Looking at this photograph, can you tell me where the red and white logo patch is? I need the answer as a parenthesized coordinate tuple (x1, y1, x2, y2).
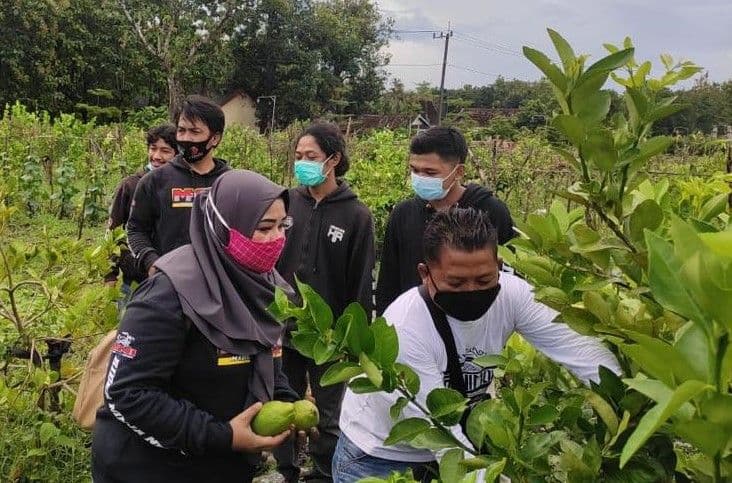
(171, 187, 208, 208)
(111, 331, 138, 359)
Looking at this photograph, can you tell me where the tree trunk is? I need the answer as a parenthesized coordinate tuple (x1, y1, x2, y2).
(167, 70, 184, 120)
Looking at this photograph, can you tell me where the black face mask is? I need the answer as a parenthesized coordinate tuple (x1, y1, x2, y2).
(429, 271, 501, 321)
(178, 137, 214, 164)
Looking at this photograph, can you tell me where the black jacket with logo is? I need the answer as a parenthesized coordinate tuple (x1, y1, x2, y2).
(276, 182, 375, 335)
(92, 272, 298, 483)
(126, 156, 230, 273)
(375, 183, 515, 315)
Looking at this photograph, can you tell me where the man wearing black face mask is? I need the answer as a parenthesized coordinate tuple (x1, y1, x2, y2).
(332, 208, 621, 482)
(127, 95, 230, 276)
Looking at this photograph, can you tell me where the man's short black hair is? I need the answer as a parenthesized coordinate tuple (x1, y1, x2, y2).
(173, 95, 225, 135)
(297, 122, 350, 176)
(146, 123, 177, 148)
(410, 126, 469, 164)
(424, 207, 498, 263)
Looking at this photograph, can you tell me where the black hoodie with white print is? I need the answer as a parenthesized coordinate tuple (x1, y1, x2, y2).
(276, 181, 376, 340)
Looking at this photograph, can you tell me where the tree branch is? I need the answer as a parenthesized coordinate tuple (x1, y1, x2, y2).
(117, 0, 161, 59)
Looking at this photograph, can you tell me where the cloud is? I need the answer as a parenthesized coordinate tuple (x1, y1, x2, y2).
(377, 0, 732, 88)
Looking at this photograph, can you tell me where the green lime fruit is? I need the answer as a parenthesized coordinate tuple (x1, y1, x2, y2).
(251, 401, 295, 436)
(293, 399, 320, 430)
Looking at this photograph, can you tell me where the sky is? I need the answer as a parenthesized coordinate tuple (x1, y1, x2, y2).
(376, 0, 732, 89)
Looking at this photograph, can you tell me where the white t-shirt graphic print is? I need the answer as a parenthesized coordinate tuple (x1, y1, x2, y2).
(339, 272, 621, 463)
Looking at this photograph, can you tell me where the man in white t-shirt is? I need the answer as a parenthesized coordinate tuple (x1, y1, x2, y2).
(332, 208, 621, 482)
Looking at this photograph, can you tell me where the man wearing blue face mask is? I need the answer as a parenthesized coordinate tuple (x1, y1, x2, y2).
(375, 127, 515, 315)
(275, 122, 376, 482)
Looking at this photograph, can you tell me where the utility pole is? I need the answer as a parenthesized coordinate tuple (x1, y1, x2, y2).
(256, 95, 277, 134)
(257, 95, 277, 179)
(434, 23, 453, 126)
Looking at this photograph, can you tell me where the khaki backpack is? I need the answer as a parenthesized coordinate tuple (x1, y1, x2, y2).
(72, 330, 117, 430)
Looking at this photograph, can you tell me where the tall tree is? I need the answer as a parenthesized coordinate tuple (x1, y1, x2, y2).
(1, 0, 165, 115)
(117, 0, 248, 115)
(228, 0, 391, 125)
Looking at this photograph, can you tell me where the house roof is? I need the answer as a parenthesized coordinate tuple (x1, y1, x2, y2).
(219, 90, 254, 106)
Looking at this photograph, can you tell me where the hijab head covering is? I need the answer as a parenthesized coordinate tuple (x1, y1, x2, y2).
(155, 169, 293, 403)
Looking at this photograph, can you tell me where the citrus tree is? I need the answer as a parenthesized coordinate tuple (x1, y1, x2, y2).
(270, 30, 731, 482)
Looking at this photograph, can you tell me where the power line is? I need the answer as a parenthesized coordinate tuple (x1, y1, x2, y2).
(393, 29, 441, 34)
(389, 63, 442, 67)
(447, 63, 499, 78)
(453, 31, 521, 54)
(451, 36, 523, 58)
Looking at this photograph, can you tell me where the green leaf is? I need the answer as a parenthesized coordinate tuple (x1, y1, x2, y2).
(582, 291, 614, 326)
(573, 90, 612, 125)
(674, 322, 712, 383)
(320, 361, 363, 386)
(552, 114, 585, 146)
(359, 352, 383, 387)
(523, 46, 568, 92)
(585, 48, 635, 74)
(345, 303, 374, 355)
(426, 388, 468, 426)
(627, 199, 663, 243)
(646, 103, 685, 124)
(410, 427, 460, 451)
(698, 193, 728, 222)
(527, 405, 560, 426)
(312, 336, 337, 365)
(473, 354, 506, 368)
(268, 286, 291, 322)
(384, 417, 431, 446)
(440, 448, 467, 483)
(620, 380, 711, 467)
(370, 317, 399, 367)
(638, 136, 673, 159)
(582, 128, 617, 171)
(620, 332, 692, 387)
(586, 391, 619, 434)
(395, 363, 421, 395)
(645, 230, 705, 323)
(39, 422, 60, 445)
(520, 431, 564, 460)
(482, 459, 507, 483)
(547, 28, 576, 74)
(674, 419, 731, 456)
(291, 331, 319, 359)
(295, 278, 333, 333)
(348, 376, 381, 394)
(660, 53, 673, 69)
(390, 396, 410, 420)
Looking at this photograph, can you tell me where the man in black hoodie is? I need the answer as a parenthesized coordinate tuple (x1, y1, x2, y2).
(375, 127, 515, 315)
(274, 123, 375, 482)
(127, 95, 230, 275)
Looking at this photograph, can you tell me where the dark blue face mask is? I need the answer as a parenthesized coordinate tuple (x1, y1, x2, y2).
(428, 270, 501, 321)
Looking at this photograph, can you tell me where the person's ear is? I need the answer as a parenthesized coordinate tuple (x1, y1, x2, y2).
(455, 163, 465, 180)
(417, 263, 429, 284)
(497, 256, 504, 271)
(210, 133, 222, 148)
(329, 152, 341, 170)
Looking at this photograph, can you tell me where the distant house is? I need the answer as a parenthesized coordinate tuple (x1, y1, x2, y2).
(219, 91, 257, 128)
(411, 114, 431, 134)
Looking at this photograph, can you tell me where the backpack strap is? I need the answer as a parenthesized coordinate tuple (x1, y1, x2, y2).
(418, 285, 467, 397)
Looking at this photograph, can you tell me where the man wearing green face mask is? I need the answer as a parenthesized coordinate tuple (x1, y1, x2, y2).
(274, 122, 376, 482)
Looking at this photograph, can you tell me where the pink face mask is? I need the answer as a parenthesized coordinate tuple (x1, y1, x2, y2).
(206, 197, 285, 273)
